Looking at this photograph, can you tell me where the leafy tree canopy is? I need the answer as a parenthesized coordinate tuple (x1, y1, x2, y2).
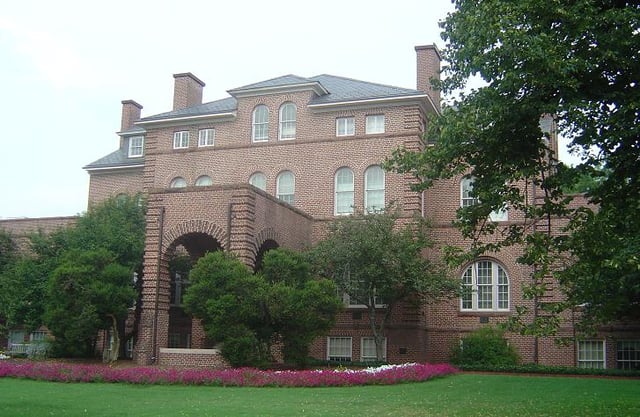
(387, 1, 640, 331)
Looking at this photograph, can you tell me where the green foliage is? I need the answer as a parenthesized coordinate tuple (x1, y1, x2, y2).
(387, 1, 640, 332)
(312, 208, 457, 361)
(450, 327, 520, 367)
(456, 362, 640, 378)
(184, 249, 341, 368)
(45, 249, 136, 357)
(0, 229, 17, 273)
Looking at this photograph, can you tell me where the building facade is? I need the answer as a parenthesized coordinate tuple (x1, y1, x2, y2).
(4, 44, 638, 369)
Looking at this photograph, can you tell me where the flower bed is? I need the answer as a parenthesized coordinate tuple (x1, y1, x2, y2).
(0, 361, 457, 387)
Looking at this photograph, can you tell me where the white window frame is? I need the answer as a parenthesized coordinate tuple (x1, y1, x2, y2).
(252, 105, 269, 142)
(327, 337, 352, 362)
(278, 102, 296, 140)
(461, 260, 509, 312)
(195, 175, 213, 186)
(128, 136, 144, 157)
(170, 177, 187, 188)
(276, 171, 295, 205)
(335, 167, 354, 215)
(361, 337, 386, 362)
(365, 165, 385, 213)
(198, 128, 215, 147)
(578, 340, 606, 369)
(173, 131, 189, 149)
(460, 176, 508, 221)
(616, 340, 640, 370)
(336, 117, 355, 137)
(365, 115, 385, 134)
(249, 172, 267, 191)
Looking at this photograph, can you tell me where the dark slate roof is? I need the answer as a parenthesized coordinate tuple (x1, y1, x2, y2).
(228, 74, 315, 92)
(119, 125, 146, 135)
(139, 96, 237, 122)
(308, 74, 423, 105)
(83, 148, 144, 170)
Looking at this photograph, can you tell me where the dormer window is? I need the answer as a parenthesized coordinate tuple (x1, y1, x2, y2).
(128, 136, 144, 157)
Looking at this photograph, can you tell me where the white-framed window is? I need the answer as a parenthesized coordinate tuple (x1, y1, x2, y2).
(198, 129, 215, 147)
(170, 177, 187, 188)
(173, 131, 189, 149)
(460, 176, 508, 221)
(578, 340, 606, 369)
(276, 171, 295, 205)
(195, 175, 213, 186)
(365, 165, 385, 213)
(249, 172, 267, 191)
(336, 117, 355, 137)
(128, 136, 144, 157)
(279, 102, 296, 140)
(365, 115, 385, 134)
(30, 331, 48, 342)
(252, 105, 269, 142)
(361, 337, 386, 362)
(335, 167, 354, 215)
(461, 260, 509, 311)
(617, 341, 640, 370)
(327, 337, 352, 362)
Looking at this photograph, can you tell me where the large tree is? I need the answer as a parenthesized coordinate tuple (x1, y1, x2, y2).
(184, 249, 341, 367)
(388, 1, 640, 332)
(312, 209, 458, 361)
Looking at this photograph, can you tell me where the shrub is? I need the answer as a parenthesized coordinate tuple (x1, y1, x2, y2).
(450, 327, 520, 366)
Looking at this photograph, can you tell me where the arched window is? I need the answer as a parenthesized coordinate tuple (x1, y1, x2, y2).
(195, 175, 213, 186)
(364, 165, 385, 213)
(335, 167, 354, 215)
(170, 177, 187, 188)
(461, 260, 509, 311)
(279, 102, 296, 140)
(252, 105, 269, 142)
(460, 176, 507, 221)
(249, 172, 267, 191)
(276, 171, 295, 205)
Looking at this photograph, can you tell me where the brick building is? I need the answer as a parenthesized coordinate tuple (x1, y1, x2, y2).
(4, 44, 638, 368)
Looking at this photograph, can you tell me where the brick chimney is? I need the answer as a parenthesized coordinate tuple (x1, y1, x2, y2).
(173, 72, 205, 110)
(415, 44, 442, 111)
(120, 100, 143, 131)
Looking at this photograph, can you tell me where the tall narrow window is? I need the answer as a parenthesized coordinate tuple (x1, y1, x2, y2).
(276, 171, 295, 204)
(279, 103, 296, 140)
(461, 260, 509, 311)
(198, 129, 215, 147)
(365, 115, 385, 134)
(249, 172, 267, 191)
(173, 131, 189, 149)
(252, 105, 269, 142)
(335, 167, 354, 215)
(365, 165, 385, 213)
(336, 117, 355, 137)
(128, 136, 144, 157)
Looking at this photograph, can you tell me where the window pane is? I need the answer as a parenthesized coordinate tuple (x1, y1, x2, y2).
(335, 168, 354, 215)
(252, 105, 269, 141)
(170, 177, 187, 188)
(460, 260, 509, 311)
(249, 172, 267, 191)
(365, 166, 385, 212)
(461, 177, 479, 207)
(198, 129, 215, 147)
(195, 175, 212, 186)
(277, 171, 295, 205)
(128, 136, 144, 157)
(328, 337, 352, 362)
(337, 117, 355, 136)
(361, 337, 385, 361)
(578, 340, 605, 369)
(173, 131, 189, 149)
(366, 115, 385, 134)
(279, 103, 296, 139)
(617, 341, 640, 370)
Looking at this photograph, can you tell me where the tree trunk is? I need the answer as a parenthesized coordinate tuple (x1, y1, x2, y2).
(106, 314, 120, 363)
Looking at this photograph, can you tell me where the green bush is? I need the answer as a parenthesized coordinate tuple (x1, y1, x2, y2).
(450, 327, 520, 366)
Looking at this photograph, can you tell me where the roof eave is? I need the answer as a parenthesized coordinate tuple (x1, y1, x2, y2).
(83, 162, 145, 173)
(135, 112, 237, 128)
(308, 94, 432, 113)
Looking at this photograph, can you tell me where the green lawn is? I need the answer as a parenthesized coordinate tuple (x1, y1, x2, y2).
(1, 373, 638, 417)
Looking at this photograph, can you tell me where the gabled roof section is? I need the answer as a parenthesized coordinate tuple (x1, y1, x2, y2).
(137, 97, 237, 124)
(83, 148, 144, 171)
(227, 74, 329, 98)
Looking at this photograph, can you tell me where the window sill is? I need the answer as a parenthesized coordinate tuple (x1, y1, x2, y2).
(458, 310, 510, 317)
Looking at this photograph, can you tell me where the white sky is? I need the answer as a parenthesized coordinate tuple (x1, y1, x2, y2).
(0, 0, 577, 219)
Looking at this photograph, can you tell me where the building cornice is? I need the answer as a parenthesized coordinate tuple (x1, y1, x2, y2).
(228, 82, 329, 98)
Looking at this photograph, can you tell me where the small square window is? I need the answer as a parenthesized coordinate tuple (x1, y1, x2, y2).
(173, 131, 189, 149)
(198, 129, 215, 147)
(336, 117, 355, 137)
(617, 341, 640, 370)
(128, 136, 144, 157)
(365, 115, 385, 134)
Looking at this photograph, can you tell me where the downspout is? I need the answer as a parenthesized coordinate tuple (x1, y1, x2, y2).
(226, 202, 234, 251)
(151, 206, 165, 364)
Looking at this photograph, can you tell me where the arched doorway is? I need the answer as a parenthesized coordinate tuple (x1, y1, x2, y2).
(253, 238, 279, 272)
(167, 232, 222, 348)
